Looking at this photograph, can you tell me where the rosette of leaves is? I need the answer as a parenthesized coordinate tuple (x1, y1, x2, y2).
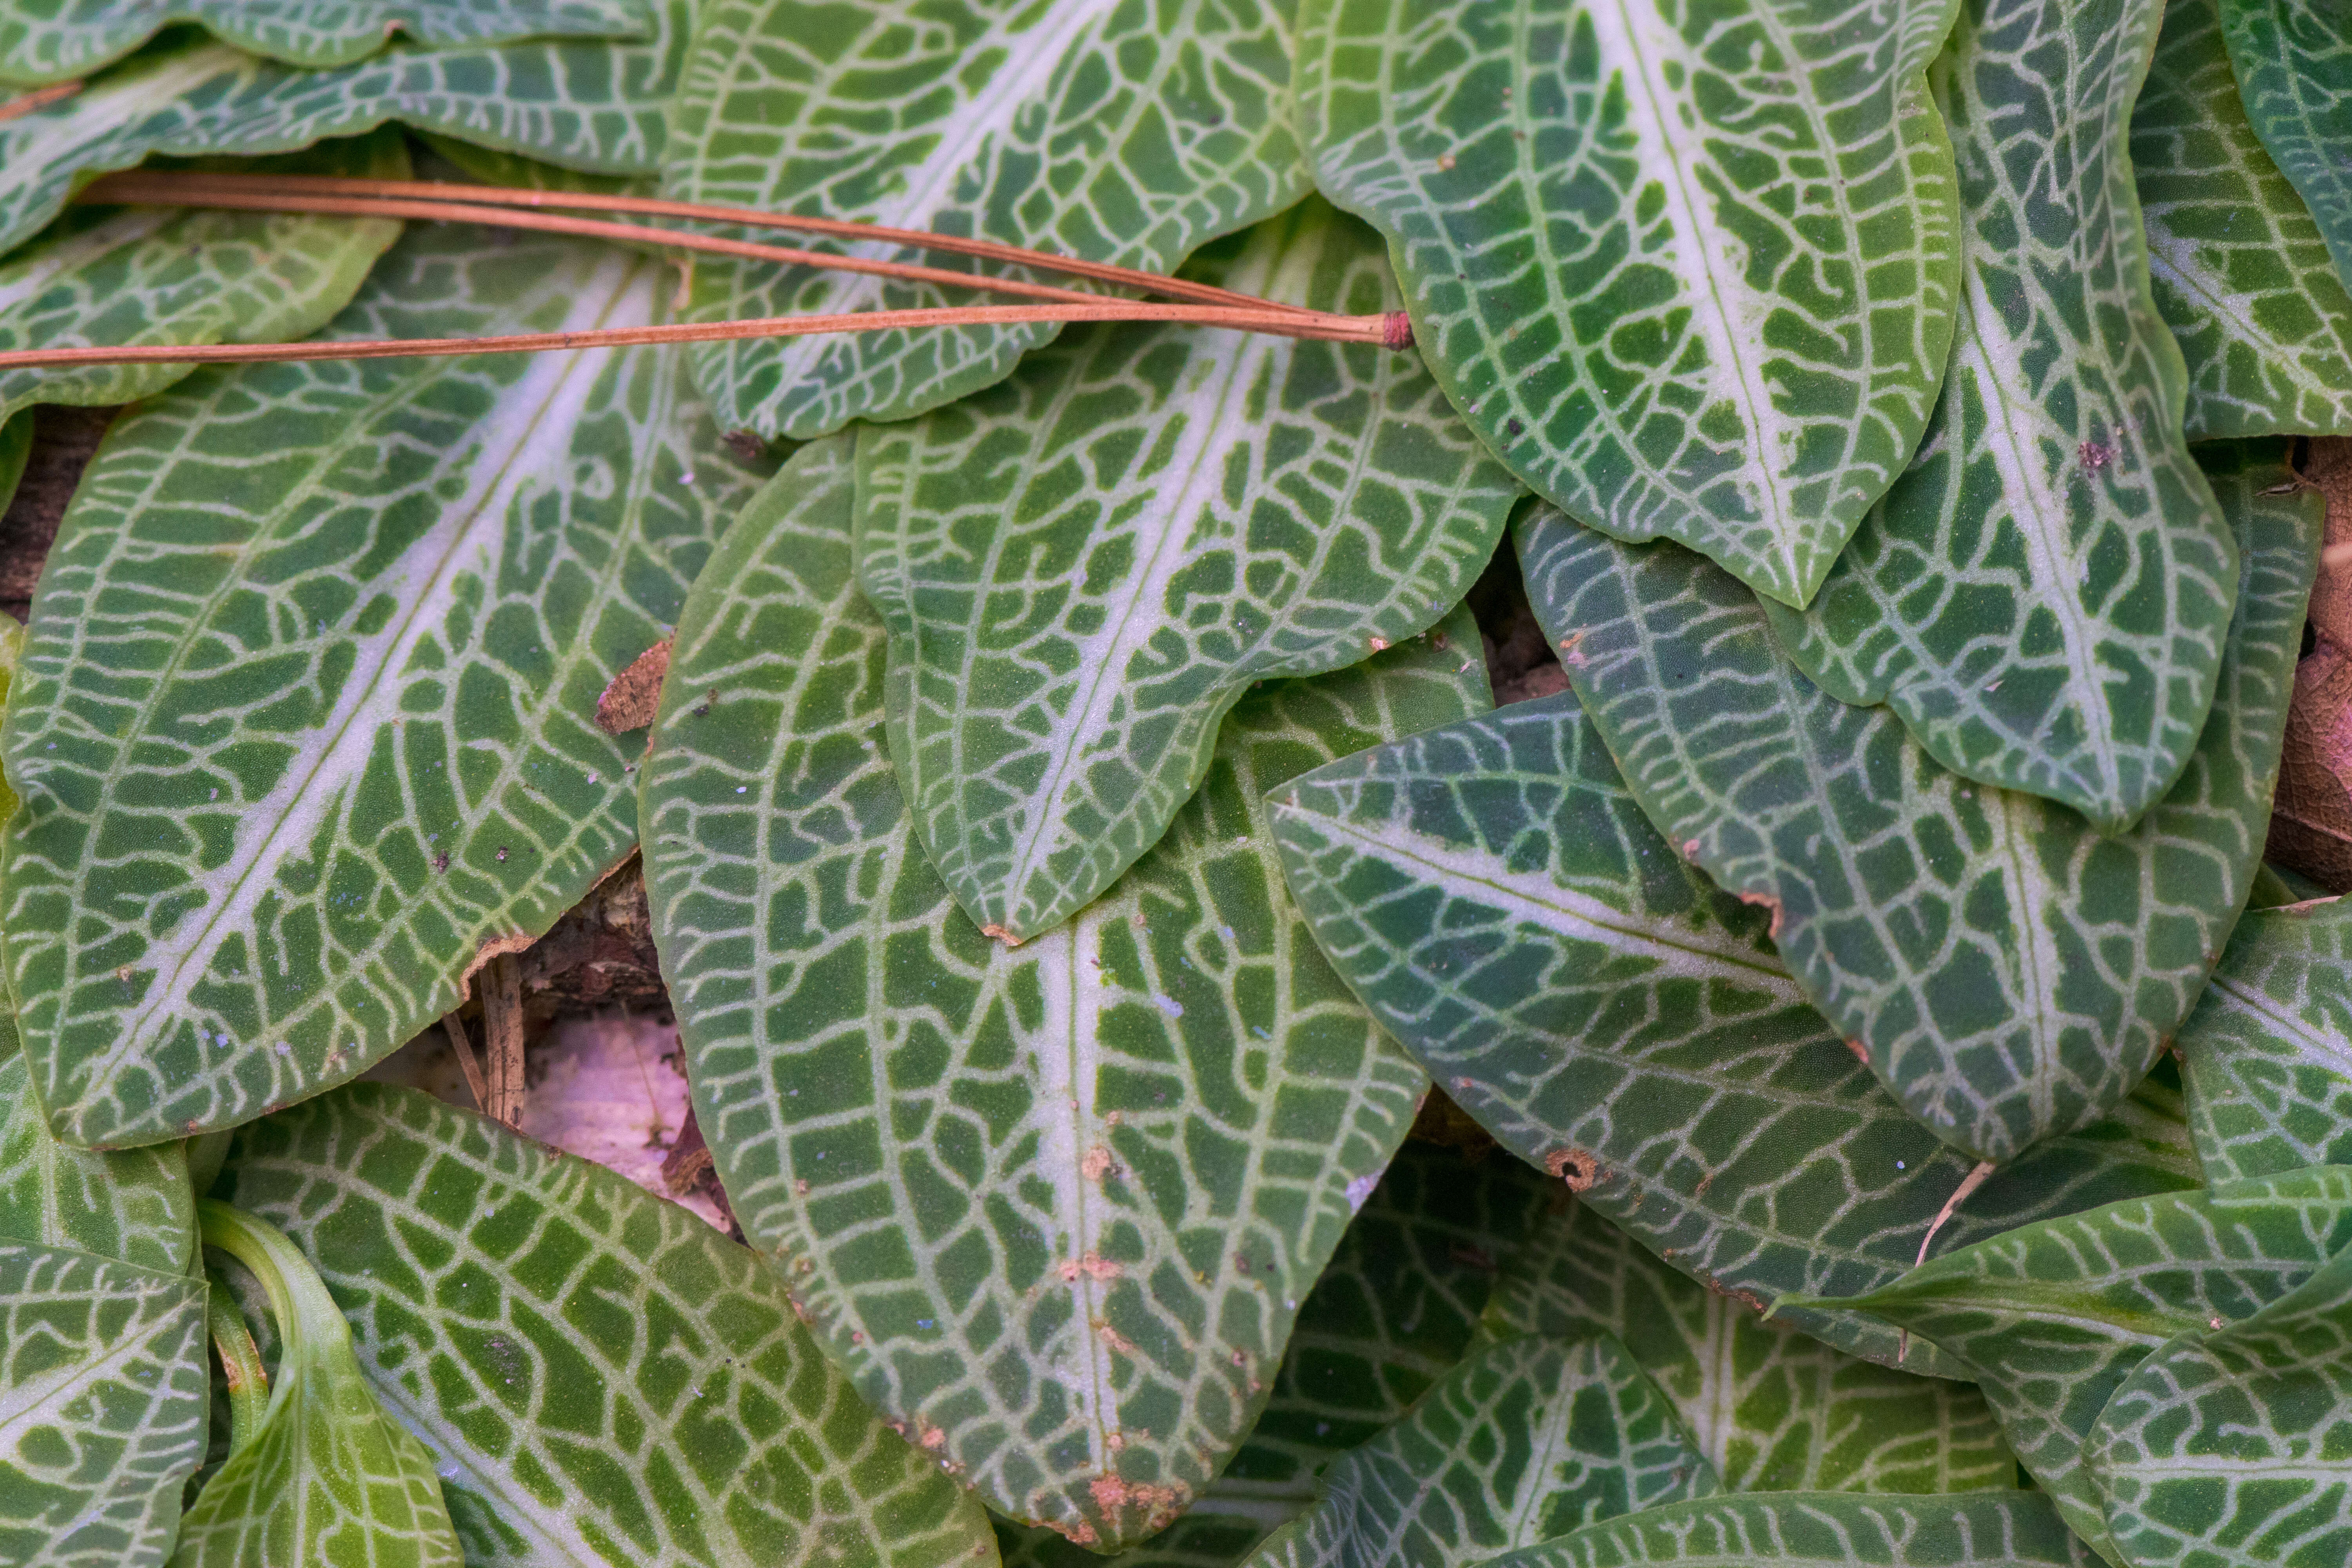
(1515, 439, 2317, 1163)
(642, 433, 1492, 1549)
(0, 224, 768, 1148)
(1296, 0, 1964, 609)
(858, 200, 1519, 941)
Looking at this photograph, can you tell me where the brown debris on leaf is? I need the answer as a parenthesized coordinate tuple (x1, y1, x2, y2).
(2267, 439, 2352, 889)
(595, 639, 672, 734)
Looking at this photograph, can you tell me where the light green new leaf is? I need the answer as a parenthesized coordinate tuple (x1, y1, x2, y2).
(2178, 896, 2352, 1184)
(1518, 439, 2319, 1164)
(643, 436, 1488, 1550)
(1242, 1334, 1717, 1568)
(1490, 1199, 2014, 1495)
(1000, 1147, 1552, 1568)
(661, 0, 1308, 440)
(1789, 1168, 2352, 1562)
(2088, 1235, 2352, 1568)
(1764, 0, 2239, 831)
(215, 1083, 1000, 1568)
(0, 0, 649, 85)
(1294, 0, 1962, 609)
(0, 225, 767, 1149)
(2136, 0, 2352, 439)
(1484, 1492, 2093, 1568)
(0, 1241, 210, 1568)
(2223, 2, 2352, 296)
(1269, 690, 2201, 1372)
(0, 132, 406, 425)
(172, 1200, 462, 1568)
(0, 1054, 191, 1273)
(857, 201, 1519, 942)
(0, 7, 690, 254)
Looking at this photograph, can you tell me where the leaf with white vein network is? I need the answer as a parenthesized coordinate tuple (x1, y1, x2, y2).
(642, 434, 1490, 1551)
(2178, 896, 2352, 1184)
(1242, 1334, 1717, 1568)
(1519, 439, 2318, 1164)
(1786, 1168, 2352, 1564)
(0, 224, 768, 1150)
(1484, 1492, 2094, 1568)
(1294, 0, 1962, 609)
(1269, 690, 2201, 1374)
(0, 6, 689, 253)
(0, 131, 405, 424)
(857, 200, 1519, 942)
(661, 0, 1308, 439)
(2137, 0, 2352, 439)
(171, 1198, 463, 1568)
(0, 1241, 210, 1568)
(1488, 1200, 2014, 1496)
(2224, 2, 2352, 294)
(1762, 0, 2238, 832)
(214, 1083, 995, 1568)
(2087, 1233, 2352, 1568)
(0, 0, 649, 84)
(996, 1143, 1551, 1568)
(0, 1054, 191, 1273)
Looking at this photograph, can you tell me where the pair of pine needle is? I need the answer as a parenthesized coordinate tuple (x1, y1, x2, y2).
(0, 168, 1411, 372)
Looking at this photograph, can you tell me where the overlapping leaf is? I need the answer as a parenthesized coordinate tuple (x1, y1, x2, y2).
(1484, 1492, 2092, 1568)
(1295, 0, 1962, 608)
(0, 225, 767, 1149)
(661, 0, 1308, 439)
(1519, 439, 2319, 1163)
(857, 201, 1518, 942)
(0, 0, 649, 85)
(2136, 0, 2352, 439)
(1790, 1169, 2352, 1561)
(643, 435, 1490, 1549)
(1270, 688, 2201, 1372)
(0, 4, 690, 254)
(0, 1055, 191, 1273)
(0, 411, 27, 518)
(2177, 896, 2352, 1183)
(213, 1082, 996, 1568)
(173, 1199, 464, 1568)
(2224, 0, 2352, 292)
(2088, 1234, 2352, 1568)
(0, 133, 406, 424)
(0, 1241, 210, 1568)
(1490, 1200, 2014, 1495)
(1764, 0, 2236, 831)
(1241, 1334, 1717, 1568)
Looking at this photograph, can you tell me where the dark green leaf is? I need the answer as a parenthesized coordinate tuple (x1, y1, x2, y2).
(1483, 1492, 2094, 1568)
(2179, 895, 2352, 1183)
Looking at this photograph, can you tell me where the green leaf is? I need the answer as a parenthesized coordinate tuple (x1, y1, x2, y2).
(2087, 1234, 2352, 1568)
(1489, 1199, 2014, 1495)
(2223, 0, 2352, 297)
(0, 132, 407, 424)
(1516, 439, 2319, 1163)
(0, 1054, 191, 1272)
(997, 1144, 1552, 1568)
(0, 1241, 211, 1568)
(1294, 0, 1963, 609)
(1268, 688, 2200, 1373)
(0, 224, 766, 1149)
(1241, 1334, 1717, 1568)
(215, 1081, 1000, 1568)
(1760, 0, 2241, 831)
(172, 1199, 463, 1568)
(856, 200, 1518, 942)
(0, 0, 650, 85)
(642, 434, 1490, 1550)
(1788, 1167, 2352, 1562)
(0, 5, 690, 253)
(661, 0, 1310, 439)
(1481, 1492, 2092, 1568)
(2178, 895, 2352, 1184)
(2136, 0, 2352, 439)
(0, 410, 29, 518)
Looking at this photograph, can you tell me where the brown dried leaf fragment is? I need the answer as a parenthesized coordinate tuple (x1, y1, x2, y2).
(596, 639, 672, 734)
(2269, 439, 2352, 888)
